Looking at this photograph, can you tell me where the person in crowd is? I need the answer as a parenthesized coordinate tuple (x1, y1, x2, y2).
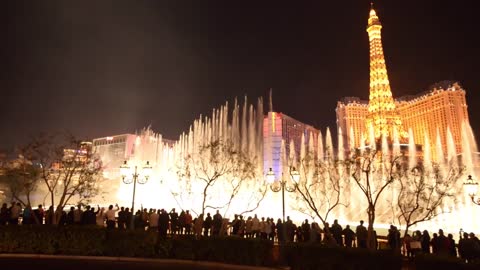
(0, 203, 8, 225)
(245, 216, 253, 238)
(66, 206, 75, 225)
(141, 208, 149, 229)
(22, 204, 32, 225)
(73, 205, 83, 225)
(212, 210, 222, 236)
(276, 219, 285, 243)
(285, 216, 295, 243)
(185, 210, 193, 234)
(251, 214, 260, 238)
(158, 209, 170, 239)
(388, 225, 400, 252)
(294, 223, 302, 242)
(323, 231, 337, 247)
(447, 233, 456, 257)
(356, 220, 368, 248)
(10, 202, 21, 225)
(421, 230, 430, 254)
(301, 219, 310, 242)
(33, 204, 44, 225)
(260, 217, 267, 239)
(45, 206, 54, 225)
(403, 233, 413, 257)
(178, 210, 186, 234)
(117, 207, 126, 229)
(203, 212, 212, 236)
(268, 218, 275, 241)
(170, 208, 179, 234)
(125, 208, 132, 229)
(342, 225, 356, 248)
(194, 213, 204, 238)
(239, 215, 247, 237)
(331, 219, 343, 246)
(231, 214, 239, 235)
(437, 229, 449, 256)
(311, 221, 322, 243)
(134, 210, 142, 229)
(105, 204, 119, 229)
(408, 231, 422, 257)
(431, 233, 439, 255)
(57, 207, 67, 226)
(149, 208, 159, 231)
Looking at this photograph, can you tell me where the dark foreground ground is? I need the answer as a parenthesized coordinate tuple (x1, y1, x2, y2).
(0, 255, 283, 270)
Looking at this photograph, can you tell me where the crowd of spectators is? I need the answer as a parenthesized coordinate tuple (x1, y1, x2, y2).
(1, 202, 479, 263)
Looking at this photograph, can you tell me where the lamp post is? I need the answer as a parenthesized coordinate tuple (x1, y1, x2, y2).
(267, 167, 300, 222)
(463, 175, 480, 205)
(120, 160, 153, 217)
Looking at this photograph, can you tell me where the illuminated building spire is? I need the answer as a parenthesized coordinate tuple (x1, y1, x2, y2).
(365, 4, 405, 140)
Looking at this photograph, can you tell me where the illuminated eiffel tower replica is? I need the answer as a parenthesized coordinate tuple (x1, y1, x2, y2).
(362, 5, 420, 156)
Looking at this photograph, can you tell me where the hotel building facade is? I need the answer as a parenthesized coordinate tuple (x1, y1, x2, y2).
(336, 7, 470, 160)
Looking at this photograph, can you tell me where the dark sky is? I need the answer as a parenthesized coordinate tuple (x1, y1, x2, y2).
(1, 1, 479, 150)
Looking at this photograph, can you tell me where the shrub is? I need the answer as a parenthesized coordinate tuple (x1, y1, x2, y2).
(414, 254, 480, 270)
(280, 243, 402, 270)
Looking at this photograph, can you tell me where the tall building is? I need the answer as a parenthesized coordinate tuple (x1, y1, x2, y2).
(364, 7, 405, 140)
(263, 111, 319, 179)
(336, 6, 471, 159)
(336, 97, 368, 150)
(93, 134, 137, 170)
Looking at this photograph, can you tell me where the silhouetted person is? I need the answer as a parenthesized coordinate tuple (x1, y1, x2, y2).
(158, 209, 169, 239)
(331, 219, 343, 246)
(343, 225, 356, 248)
(105, 204, 118, 229)
(33, 204, 44, 225)
(356, 220, 368, 248)
(285, 217, 295, 242)
(125, 208, 132, 229)
(301, 219, 310, 242)
(117, 207, 126, 229)
(203, 213, 212, 236)
(212, 210, 222, 236)
(66, 206, 75, 225)
(0, 203, 8, 225)
(421, 230, 430, 254)
(170, 208, 179, 234)
(447, 233, 456, 257)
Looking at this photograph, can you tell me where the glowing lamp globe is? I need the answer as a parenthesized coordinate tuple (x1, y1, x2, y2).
(464, 175, 479, 197)
(142, 161, 153, 180)
(120, 161, 130, 179)
(266, 168, 275, 184)
(290, 167, 300, 184)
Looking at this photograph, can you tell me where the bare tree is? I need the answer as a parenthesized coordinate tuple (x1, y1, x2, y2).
(293, 149, 347, 228)
(0, 154, 40, 209)
(22, 133, 103, 224)
(395, 163, 462, 238)
(349, 149, 399, 249)
(174, 139, 265, 217)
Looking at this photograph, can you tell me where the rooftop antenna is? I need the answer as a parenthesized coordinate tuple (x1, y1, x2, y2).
(269, 88, 273, 112)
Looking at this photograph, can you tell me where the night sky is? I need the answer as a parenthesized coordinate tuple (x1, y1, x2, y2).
(2, 1, 479, 150)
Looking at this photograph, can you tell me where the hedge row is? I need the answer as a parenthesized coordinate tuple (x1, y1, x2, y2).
(2, 226, 477, 269)
(279, 243, 402, 270)
(414, 254, 480, 270)
(0, 226, 271, 266)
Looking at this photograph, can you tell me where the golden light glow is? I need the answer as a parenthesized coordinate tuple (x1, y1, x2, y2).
(365, 7, 406, 140)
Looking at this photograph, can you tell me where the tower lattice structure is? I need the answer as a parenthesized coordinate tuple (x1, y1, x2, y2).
(365, 6, 406, 141)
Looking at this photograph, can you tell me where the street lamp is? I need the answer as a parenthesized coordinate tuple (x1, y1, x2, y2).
(120, 160, 153, 215)
(268, 167, 299, 222)
(463, 175, 480, 205)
